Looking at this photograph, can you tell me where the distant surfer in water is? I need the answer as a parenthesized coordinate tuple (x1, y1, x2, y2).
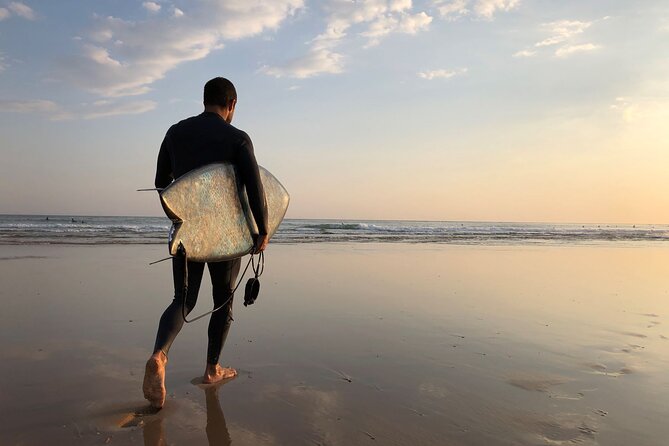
(143, 77, 269, 409)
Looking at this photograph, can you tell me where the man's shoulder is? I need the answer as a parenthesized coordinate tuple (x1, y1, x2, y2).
(227, 123, 251, 143)
(169, 114, 201, 132)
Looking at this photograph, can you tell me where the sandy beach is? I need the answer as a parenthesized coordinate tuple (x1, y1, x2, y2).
(1, 242, 668, 445)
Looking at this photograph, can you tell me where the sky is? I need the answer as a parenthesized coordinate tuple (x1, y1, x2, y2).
(0, 0, 667, 223)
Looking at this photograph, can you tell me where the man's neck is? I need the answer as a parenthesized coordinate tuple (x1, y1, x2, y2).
(203, 105, 227, 121)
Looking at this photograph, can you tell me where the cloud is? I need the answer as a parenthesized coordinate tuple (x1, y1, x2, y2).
(434, 0, 469, 21)
(555, 43, 599, 57)
(261, 48, 344, 78)
(535, 20, 591, 47)
(264, 0, 432, 78)
(474, 0, 519, 20)
(659, 18, 669, 33)
(0, 52, 6, 72)
(513, 49, 535, 58)
(418, 67, 468, 80)
(0, 7, 9, 20)
(142, 2, 161, 13)
(80, 99, 156, 119)
(83, 44, 122, 67)
(8, 2, 35, 20)
(58, 0, 304, 97)
(0, 99, 58, 113)
(0, 97, 156, 120)
(610, 96, 669, 125)
(433, 0, 519, 20)
(515, 19, 602, 59)
(362, 11, 432, 47)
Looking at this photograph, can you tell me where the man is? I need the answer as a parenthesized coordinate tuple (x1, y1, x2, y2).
(143, 77, 269, 409)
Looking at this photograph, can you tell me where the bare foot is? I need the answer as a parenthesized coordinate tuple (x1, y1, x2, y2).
(143, 351, 167, 409)
(203, 364, 237, 384)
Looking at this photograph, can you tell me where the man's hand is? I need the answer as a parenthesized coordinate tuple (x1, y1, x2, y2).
(252, 234, 269, 253)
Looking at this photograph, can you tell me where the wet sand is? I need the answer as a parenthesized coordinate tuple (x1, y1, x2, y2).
(1, 243, 668, 445)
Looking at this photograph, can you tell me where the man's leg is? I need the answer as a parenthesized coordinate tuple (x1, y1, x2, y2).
(203, 258, 241, 384)
(143, 258, 206, 408)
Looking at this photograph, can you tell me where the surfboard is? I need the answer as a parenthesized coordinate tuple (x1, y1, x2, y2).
(159, 163, 289, 262)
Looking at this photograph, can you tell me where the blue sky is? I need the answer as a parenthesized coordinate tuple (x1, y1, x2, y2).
(1, 1, 668, 222)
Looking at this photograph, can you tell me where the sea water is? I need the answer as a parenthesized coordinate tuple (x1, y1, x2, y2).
(0, 214, 668, 246)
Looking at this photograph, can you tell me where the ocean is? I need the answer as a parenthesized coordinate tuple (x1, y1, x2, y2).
(1, 214, 668, 246)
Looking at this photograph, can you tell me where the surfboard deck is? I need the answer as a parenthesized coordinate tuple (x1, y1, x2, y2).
(159, 163, 289, 262)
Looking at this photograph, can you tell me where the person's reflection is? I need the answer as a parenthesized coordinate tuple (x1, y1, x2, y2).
(142, 386, 231, 446)
(205, 386, 231, 445)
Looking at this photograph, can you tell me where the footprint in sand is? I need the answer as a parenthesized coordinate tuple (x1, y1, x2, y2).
(515, 413, 599, 446)
(584, 362, 634, 377)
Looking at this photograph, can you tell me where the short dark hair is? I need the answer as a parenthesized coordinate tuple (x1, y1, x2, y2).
(203, 77, 237, 107)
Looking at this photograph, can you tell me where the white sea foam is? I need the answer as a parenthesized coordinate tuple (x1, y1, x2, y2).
(0, 215, 667, 245)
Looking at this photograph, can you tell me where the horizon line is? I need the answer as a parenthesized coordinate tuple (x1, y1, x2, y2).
(1, 213, 667, 227)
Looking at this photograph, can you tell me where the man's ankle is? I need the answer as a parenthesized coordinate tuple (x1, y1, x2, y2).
(152, 350, 167, 363)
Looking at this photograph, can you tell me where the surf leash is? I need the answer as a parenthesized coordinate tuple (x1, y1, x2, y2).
(177, 243, 264, 324)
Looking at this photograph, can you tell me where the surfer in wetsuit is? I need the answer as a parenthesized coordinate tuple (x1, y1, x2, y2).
(143, 77, 269, 409)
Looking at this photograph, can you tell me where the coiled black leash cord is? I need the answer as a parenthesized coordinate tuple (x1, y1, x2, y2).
(178, 243, 264, 324)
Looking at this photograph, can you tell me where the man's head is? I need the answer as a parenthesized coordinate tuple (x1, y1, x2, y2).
(203, 77, 237, 123)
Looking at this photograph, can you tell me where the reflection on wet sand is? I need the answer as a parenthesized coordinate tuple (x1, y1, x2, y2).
(142, 387, 231, 446)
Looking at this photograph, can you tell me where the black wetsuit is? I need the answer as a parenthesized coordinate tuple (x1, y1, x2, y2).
(152, 111, 268, 365)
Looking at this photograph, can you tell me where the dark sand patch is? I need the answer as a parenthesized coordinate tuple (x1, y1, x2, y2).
(507, 374, 569, 392)
(621, 331, 648, 338)
(0, 255, 49, 261)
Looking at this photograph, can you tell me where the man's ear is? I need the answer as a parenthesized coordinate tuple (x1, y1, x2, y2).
(229, 99, 237, 111)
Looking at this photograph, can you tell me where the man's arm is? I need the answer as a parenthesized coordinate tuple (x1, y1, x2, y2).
(155, 131, 174, 189)
(237, 132, 269, 251)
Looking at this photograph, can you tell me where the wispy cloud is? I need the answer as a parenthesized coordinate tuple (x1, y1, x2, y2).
(433, 0, 519, 21)
(264, 0, 433, 78)
(434, 0, 469, 21)
(513, 49, 535, 58)
(261, 48, 344, 78)
(58, 0, 304, 97)
(514, 18, 603, 59)
(535, 20, 591, 47)
(610, 96, 669, 124)
(555, 43, 600, 58)
(0, 2, 38, 83)
(8, 1, 35, 20)
(80, 100, 157, 119)
(659, 18, 669, 33)
(0, 2, 35, 21)
(142, 2, 161, 13)
(0, 99, 58, 113)
(362, 11, 432, 47)
(0, 98, 156, 120)
(474, 0, 519, 20)
(418, 67, 468, 80)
